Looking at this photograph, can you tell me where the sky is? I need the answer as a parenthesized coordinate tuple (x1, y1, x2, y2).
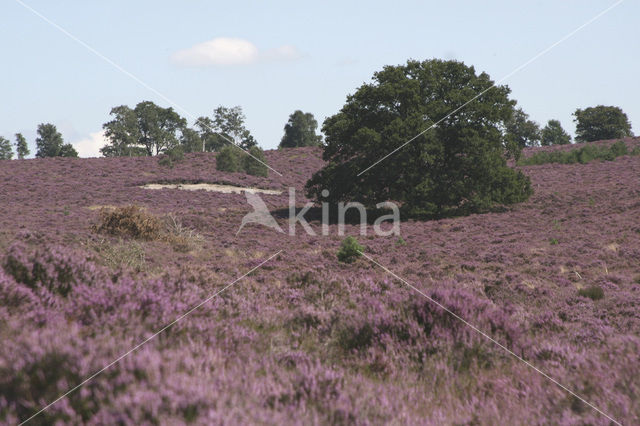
(1, 0, 638, 157)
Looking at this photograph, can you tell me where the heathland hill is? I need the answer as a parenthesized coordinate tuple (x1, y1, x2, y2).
(1, 138, 639, 424)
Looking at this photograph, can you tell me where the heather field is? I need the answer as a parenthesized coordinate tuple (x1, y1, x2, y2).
(1, 138, 640, 425)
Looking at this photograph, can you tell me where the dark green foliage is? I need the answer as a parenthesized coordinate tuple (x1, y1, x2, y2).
(541, 120, 571, 146)
(195, 116, 226, 152)
(243, 146, 269, 177)
(212, 106, 257, 150)
(35, 123, 63, 158)
(34, 123, 77, 158)
(14, 133, 30, 159)
(158, 146, 184, 168)
(578, 285, 604, 301)
(337, 236, 364, 263)
(518, 141, 635, 166)
(306, 59, 532, 219)
(101, 101, 187, 156)
(0, 137, 13, 160)
(505, 108, 541, 149)
(179, 128, 202, 153)
(573, 105, 633, 142)
(279, 110, 323, 148)
(59, 144, 79, 158)
(216, 145, 243, 172)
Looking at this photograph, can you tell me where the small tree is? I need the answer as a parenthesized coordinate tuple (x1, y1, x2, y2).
(59, 143, 79, 158)
(14, 133, 30, 159)
(212, 106, 258, 150)
(0, 137, 13, 160)
(216, 145, 242, 172)
(35, 123, 64, 158)
(279, 110, 323, 148)
(574, 105, 633, 142)
(541, 119, 571, 146)
(243, 146, 269, 177)
(505, 108, 541, 149)
(337, 236, 364, 263)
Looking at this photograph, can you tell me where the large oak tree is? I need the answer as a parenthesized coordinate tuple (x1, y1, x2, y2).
(305, 59, 532, 218)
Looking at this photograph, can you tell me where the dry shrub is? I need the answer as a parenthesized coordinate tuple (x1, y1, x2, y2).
(163, 214, 204, 252)
(92, 206, 203, 252)
(93, 205, 164, 241)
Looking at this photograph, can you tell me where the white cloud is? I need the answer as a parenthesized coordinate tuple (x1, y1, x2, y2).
(171, 37, 300, 66)
(72, 131, 108, 158)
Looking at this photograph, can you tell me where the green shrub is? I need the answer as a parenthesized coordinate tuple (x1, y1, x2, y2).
(519, 141, 632, 166)
(549, 238, 559, 245)
(337, 236, 364, 263)
(216, 145, 242, 172)
(243, 146, 269, 177)
(578, 285, 604, 300)
(158, 146, 184, 168)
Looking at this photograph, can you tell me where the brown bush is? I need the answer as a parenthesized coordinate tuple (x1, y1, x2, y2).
(93, 205, 164, 240)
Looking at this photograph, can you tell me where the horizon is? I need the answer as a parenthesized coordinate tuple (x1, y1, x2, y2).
(1, 0, 638, 157)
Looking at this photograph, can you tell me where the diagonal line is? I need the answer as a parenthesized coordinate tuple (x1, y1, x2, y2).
(13, 0, 282, 176)
(19, 250, 282, 425)
(357, 0, 625, 176)
(360, 252, 621, 425)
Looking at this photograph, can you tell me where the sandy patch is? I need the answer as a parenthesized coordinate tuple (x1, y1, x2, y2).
(140, 183, 282, 195)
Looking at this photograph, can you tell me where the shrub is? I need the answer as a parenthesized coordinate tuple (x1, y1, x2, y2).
(578, 285, 604, 300)
(519, 141, 632, 166)
(337, 236, 364, 263)
(158, 146, 184, 168)
(243, 146, 269, 177)
(93, 205, 164, 240)
(216, 145, 242, 172)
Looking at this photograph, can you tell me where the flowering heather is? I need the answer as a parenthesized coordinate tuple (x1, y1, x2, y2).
(0, 140, 640, 424)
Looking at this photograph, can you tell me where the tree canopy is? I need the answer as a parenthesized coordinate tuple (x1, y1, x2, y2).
(573, 105, 633, 142)
(14, 133, 30, 159)
(541, 119, 571, 146)
(505, 108, 541, 150)
(209, 106, 257, 151)
(35, 123, 77, 158)
(279, 110, 323, 148)
(0, 137, 13, 160)
(101, 101, 187, 157)
(305, 59, 532, 218)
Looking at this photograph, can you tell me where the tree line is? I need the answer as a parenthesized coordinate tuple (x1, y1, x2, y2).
(0, 105, 324, 161)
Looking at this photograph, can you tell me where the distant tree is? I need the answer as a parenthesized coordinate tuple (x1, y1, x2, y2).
(59, 143, 79, 158)
(306, 59, 532, 218)
(35, 123, 76, 157)
(243, 146, 269, 177)
(195, 116, 226, 152)
(0, 137, 13, 160)
(179, 127, 202, 153)
(211, 106, 258, 150)
(101, 105, 142, 157)
(541, 120, 571, 146)
(101, 101, 187, 156)
(279, 110, 323, 148)
(505, 108, 541, 150)
(216, 145, 242, 172)
(573, 105, 633, 142)
(14, 133, 30, 159)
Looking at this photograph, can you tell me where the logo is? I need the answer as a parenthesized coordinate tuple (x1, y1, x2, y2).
(237, 188, 400, 236)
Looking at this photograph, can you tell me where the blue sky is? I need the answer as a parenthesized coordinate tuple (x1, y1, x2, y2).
(1, 0, 638, 157)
